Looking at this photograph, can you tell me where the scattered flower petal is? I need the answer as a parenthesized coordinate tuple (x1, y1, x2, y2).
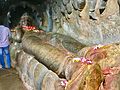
(72, 57, 81, 62)
(60, 79, 68, 87)
(80, 57, 87, 62)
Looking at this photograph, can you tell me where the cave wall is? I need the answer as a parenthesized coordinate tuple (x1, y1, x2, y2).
(50, 0, 120, 45)
(0, 0, 47, 29)
(6, 0, 120, 89)
(1, 0, 120, 45)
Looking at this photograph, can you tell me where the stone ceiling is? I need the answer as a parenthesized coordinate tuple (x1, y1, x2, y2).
(0, 0, 46, 16)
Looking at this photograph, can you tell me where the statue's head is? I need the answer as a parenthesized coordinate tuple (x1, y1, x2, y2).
(19, 12, 33, 27)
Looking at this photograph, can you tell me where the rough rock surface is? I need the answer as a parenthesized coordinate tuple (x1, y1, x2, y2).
(16, 50, 65, 90)
(7, 0, 120, 90)
(51, 0, 120, 45)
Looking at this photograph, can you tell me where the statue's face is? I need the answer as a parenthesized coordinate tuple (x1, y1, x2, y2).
(19, 16, 37, 31)
(20, 16, 32, 26)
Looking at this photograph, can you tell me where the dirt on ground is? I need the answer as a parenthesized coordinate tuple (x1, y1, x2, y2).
(0, 68, 27, 90)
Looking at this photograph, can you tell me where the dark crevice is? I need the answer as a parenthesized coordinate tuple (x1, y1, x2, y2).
(89, 15, 97, 20)
(99, 8, 105, 14)
(9, 5, 34, 28)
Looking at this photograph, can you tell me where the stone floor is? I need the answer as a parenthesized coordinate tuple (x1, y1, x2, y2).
(0, 68, 27, 90)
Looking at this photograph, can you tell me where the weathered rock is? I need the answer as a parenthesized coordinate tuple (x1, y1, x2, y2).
(23, 31, 86, 53)
(49, 0, 120, 46)
(65, 63, 102, 90)
(66, 2, 72, 14)
(76, 43, 120, 90)
(77, 0, 86, 11)
(98, 44, 120, 69)
(41, 71, 61, 90)
(17, 37, 120, 90)
(100, 0, 107, 9)
(62, 0, 70, 6)
(54, 79, 66, 90)
(80, 0, 89, 20)
(3, 0, 120, 47)
(72, 0, 78, 10)
(8, 0, 120, 89)
(99, 67, 120, 90)
(21, 34, 104, 90)
(16, 51, 37, 90)
(88, 0, 96, 11)
(10, 42, 22, 68)
(77, 43, 120, 69)
(22, 35, 76, 73)
(22, 32, 88, 80)
(118, 0, 120, 5)
(71, 0, 85, 11)
(101, 0, 119, 19)
(12, 26, 24, 43)
(60, 4, 66, 15)
(33, 63, 49, 90)
(16, 50, 64, 90)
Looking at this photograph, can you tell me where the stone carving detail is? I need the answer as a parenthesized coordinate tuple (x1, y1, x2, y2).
(51, 0, 120, 45)
(62, 0, 70, 5)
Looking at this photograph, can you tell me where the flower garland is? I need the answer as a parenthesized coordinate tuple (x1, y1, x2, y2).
(60, 79, 68, 87)
(22, 26, 36, 31)
(72, 44, 106, 64)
